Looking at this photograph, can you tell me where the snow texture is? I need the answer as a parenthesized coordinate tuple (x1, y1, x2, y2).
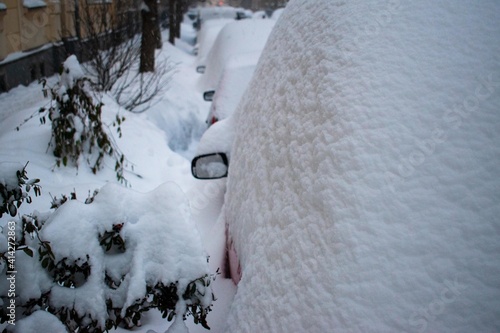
(196, 116, 236, 159)
(13, 310, 67, 333)
(0, 163, 22, 190)
(40, 183, 211, 327)
(59, 55, 85, 92)
(224, 1, 500, 332)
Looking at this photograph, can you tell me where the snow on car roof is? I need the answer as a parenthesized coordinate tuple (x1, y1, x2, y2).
(195, 18, 234, 67)
(224, 0, 500, 332)
(197, 19, 275, 93)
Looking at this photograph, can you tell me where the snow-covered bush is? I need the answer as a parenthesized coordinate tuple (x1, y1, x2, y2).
(38, 55, 127, 183)
(0, 183, 214, 333)
(0, 162, 41, 218)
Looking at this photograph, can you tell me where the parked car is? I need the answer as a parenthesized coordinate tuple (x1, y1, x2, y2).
(197, 19, 275, 95)
(194, 18, 234, 69)
(193, 0, 500, 332)
(205, 63, 257, 126)
(191, 6, 248, 30)
(192, 115, 235, 180)
(270, 7, 285, 20)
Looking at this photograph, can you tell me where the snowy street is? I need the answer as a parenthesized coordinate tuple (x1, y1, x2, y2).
(1, 1, 500, 332)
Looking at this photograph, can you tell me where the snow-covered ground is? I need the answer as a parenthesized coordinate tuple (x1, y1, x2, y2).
(0, 21, 236, 333)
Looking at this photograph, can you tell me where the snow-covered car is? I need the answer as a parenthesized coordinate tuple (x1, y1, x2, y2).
(194, 18, 234, 69)
(197, 19, 275, 95)
(270, 7, 285, 20)
(196, 0, 500, 332)
(191, 116, 235, 180)
(205, 63, 256, 126)
(191, 6, 246, 30)
(252, 10, 268, 19)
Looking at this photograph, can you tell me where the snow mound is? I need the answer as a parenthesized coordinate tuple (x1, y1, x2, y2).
(40, 182, 211, 327)
(224, 0, 500, 332)
(13, 310, 66, 333)
(0, 162, 23, 191)
(59, 55, 85, 93)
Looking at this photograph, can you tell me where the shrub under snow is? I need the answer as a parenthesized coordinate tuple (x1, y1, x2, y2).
(38, 55, 127, 183)
(1, 182, 214, 333)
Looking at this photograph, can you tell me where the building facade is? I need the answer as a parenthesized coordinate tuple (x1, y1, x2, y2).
(0, 0, 143, 92)
(0, 0, 78, 91)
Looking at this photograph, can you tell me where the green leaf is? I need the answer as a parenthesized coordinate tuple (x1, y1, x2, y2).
(22, 247, 34, 257)
(41, 257, 49, 269)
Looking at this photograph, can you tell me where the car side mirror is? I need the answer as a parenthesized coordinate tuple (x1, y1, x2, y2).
(203, 90, 215, 101)
(196, 65, 206, 74)
(191, 153, 229, 179)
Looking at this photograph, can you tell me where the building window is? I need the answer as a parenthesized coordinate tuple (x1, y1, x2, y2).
(0, 3, 6, 11)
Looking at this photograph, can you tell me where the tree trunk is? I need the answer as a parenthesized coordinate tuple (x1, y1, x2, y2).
(175, 0, 183, 38)
(168, 0, 176, 45)
(140, 0, 158, 73)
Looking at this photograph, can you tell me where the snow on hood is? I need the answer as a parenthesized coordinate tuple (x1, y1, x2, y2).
(223, 0, 500, 332)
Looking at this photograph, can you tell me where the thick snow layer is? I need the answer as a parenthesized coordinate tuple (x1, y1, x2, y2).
(58, 55, 86, 99)
(195, 116, 236, 159)
(195, 19, 234, 67)
(145, 42, 208, 158)
(0, 162, 22, 190)
(197, 19, 275, 93)
(41, 182, 211, 326)
(13, 310, 66, 333)
(223, 1, 500, 332)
